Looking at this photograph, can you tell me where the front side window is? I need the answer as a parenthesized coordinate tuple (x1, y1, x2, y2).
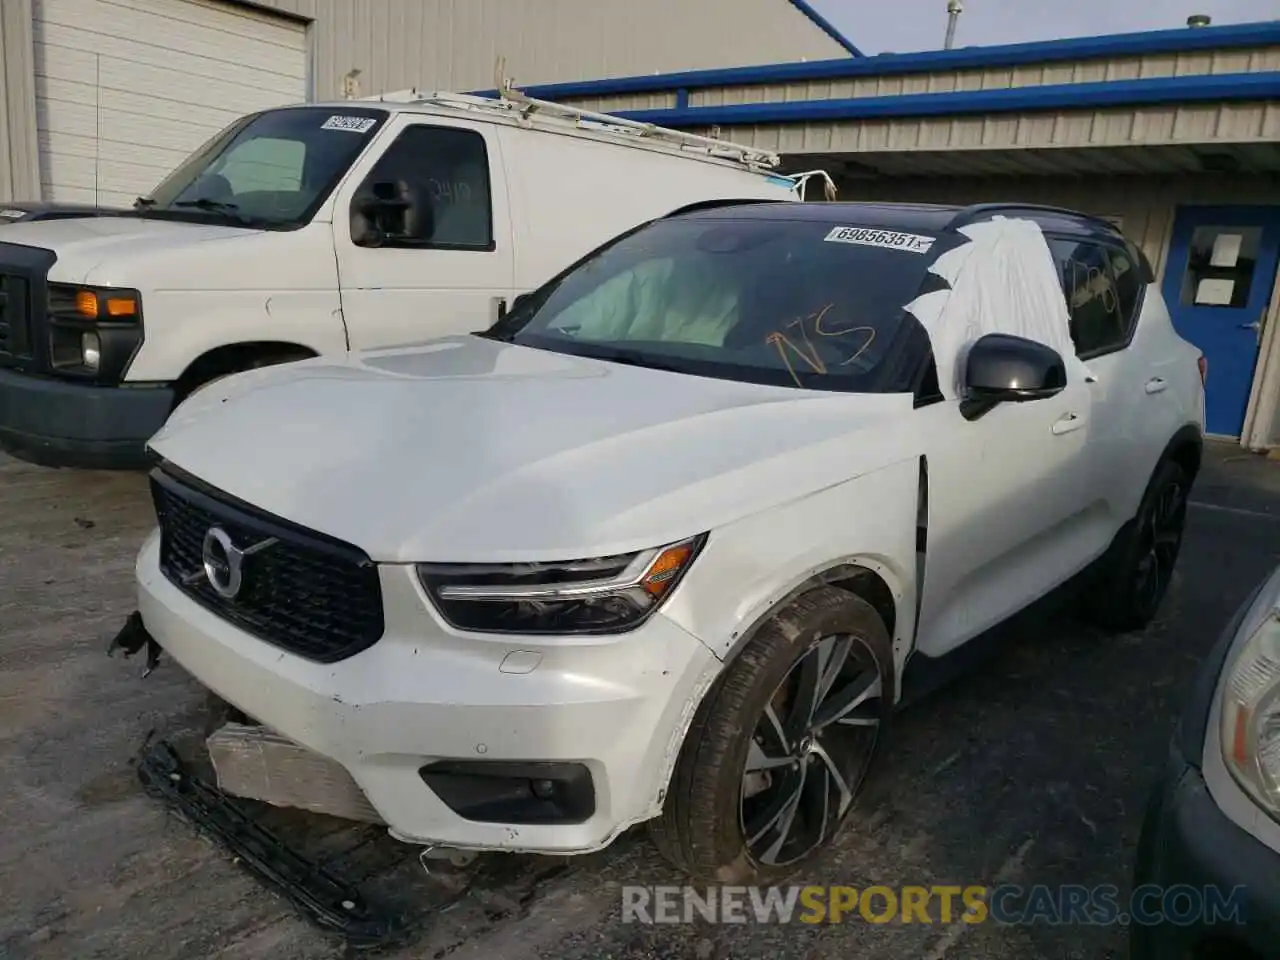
(1047, 237, 1137, 357)
(138, 107, 388, 228)
(488, 217, 946, 394)
(350, 125, 493, 249)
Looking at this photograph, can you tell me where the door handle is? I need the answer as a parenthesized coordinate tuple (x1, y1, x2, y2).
(1145, 377, 1168, 395)
(1239, 320, 1262, 331)
(1051, 412, 1085, 435)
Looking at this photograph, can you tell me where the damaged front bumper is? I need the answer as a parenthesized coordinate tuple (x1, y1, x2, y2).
(131, 530, 721, 855)
(108, 610, 163, 675)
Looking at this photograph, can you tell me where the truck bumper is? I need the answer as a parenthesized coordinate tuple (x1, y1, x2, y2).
(0, 367, 172, 469)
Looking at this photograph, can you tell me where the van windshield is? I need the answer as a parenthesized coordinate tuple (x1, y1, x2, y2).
(135, 107, 388, 229)
(488, 216, 950, 394)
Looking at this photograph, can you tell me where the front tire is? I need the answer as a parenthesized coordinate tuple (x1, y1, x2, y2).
(650, 587, 893, 884)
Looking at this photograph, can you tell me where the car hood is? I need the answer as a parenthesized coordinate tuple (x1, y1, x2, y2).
(150, 336, 918, 562)
(0, 215, 257, 284)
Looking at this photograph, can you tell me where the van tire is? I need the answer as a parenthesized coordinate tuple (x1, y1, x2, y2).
(650, 587, 892, 884)
(174, 348, 312, 407)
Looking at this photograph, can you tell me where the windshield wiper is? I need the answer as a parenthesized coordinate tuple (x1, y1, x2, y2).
(171, 198, 268, 227)
(174, 197, 241, 214)
(133, 195, 155, 209)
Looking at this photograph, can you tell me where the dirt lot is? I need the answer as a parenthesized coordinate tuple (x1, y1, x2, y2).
(2, 443, 1280, 960)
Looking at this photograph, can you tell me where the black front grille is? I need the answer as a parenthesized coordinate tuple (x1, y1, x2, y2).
(151, 468, 386, 663)
(0, 273, 33, 361)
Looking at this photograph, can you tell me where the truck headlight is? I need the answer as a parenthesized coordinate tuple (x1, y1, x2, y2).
(416, 535, 705, 635)
(1220, 600, 1280, 817)
(46, 284, 143, 379)
(81, 331, 101, 371)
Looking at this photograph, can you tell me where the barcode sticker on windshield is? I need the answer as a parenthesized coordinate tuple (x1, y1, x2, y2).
(321, 115, 376, 133)
(824, 226, 935, 255)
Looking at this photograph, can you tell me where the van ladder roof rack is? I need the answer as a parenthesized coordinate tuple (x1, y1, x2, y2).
(361, 59, 783, 171)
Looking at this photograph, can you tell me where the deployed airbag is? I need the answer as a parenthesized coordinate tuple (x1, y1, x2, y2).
(905, 217, 1092, 400)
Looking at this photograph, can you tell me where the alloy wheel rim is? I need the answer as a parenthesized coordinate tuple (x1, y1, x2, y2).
(1132, 479, 1186, 618)
(739, 633, 883, 867)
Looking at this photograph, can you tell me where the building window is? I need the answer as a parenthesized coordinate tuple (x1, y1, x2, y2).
(1178, 226, 1263, 309)
(354, 125, 493, 249)
(1046, 238, 1136, 357)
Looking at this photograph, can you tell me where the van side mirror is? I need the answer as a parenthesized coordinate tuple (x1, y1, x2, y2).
(352, 180, 432, 246)
(961, 333, 1066, 421)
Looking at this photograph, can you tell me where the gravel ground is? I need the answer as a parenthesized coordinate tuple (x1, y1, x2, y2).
(2, 442, 1278, 960)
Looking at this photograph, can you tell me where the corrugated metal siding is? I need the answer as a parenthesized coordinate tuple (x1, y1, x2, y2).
(34, 0, 307, 206)
(0, 0, 40, 202)
(253, 0, 850, 99)
(684, 45, 1280, 108)
(666, 100, 1280, 155)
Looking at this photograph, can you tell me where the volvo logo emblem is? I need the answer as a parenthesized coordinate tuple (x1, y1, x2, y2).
(193, 526, 278, 599)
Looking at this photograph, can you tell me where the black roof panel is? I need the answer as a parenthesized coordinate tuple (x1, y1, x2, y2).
(670, 199, 1128, 245)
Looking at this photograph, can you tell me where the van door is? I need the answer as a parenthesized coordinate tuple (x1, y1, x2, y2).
(332, 115, 515, 351)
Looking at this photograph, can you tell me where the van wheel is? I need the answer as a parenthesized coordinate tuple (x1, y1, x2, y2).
(650, 587, 892, 883)
(1086, 458, 1190, 633)
(175, 350, 309, 406)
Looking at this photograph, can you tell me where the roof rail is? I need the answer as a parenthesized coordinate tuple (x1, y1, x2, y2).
(358, 59, 783, 171)
(947, 203, 1124, 234)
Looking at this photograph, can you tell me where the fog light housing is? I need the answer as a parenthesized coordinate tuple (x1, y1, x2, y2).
(419, 760, 595, 825)
(81, 331, 101, 371)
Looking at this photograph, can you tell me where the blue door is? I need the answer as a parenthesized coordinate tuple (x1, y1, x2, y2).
(1162, 206, 1280, 437)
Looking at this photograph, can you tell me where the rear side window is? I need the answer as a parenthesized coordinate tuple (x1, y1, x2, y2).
(1046, 238, 1141, 357)
(353, 125, 493, 249)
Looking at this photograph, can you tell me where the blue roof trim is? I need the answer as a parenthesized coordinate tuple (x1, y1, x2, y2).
(784, 0, 863, 57)
(607, 72, 1280, 127)
(469, 20, 1280, 100)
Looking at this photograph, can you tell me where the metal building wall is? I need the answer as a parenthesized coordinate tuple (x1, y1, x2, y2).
(254, 0, 851, 100)
(837, 173, 1280, 449)
(679, 99, 1280, 157)
(0, 0, 40, 202)
(557, 44, 1280, 113)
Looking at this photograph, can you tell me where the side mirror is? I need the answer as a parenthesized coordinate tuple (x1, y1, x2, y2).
(352, 180, 431, 246)
(961, 333, 1066, 421)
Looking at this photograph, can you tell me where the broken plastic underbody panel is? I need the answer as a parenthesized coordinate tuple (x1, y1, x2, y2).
(135, 737, 411, 949)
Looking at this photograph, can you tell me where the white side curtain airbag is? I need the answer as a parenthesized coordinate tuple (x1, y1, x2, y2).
(904, 217, 1094, 400)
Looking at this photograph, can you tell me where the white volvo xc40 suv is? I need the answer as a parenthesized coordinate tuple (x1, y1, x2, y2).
(132, 201, 1206, 883)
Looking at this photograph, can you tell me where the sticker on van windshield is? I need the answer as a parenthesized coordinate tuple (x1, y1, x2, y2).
(321, 114, 377, 133)
(824, 226, 935, 254)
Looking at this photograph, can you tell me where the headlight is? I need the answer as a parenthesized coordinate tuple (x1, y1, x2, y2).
(416, 534, 706, 635)
(48, 283, 141, 322)
(46, 284, 143, 379)
(81, 331, 101, 370)
(1220, 601, 1280, 816)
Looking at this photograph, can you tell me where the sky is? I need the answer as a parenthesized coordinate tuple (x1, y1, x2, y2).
(809, 0, 1278, 54)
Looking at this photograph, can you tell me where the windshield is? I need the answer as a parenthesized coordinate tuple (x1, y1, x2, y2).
(490, 216, 949, 393)
(136, 107, 388, 228)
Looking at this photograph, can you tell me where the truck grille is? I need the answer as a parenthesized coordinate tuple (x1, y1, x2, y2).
(0, 274, 33, 361)
(151, 468, 386, 663)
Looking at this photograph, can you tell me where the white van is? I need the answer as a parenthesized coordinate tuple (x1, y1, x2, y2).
(0, 88, 803, 469)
